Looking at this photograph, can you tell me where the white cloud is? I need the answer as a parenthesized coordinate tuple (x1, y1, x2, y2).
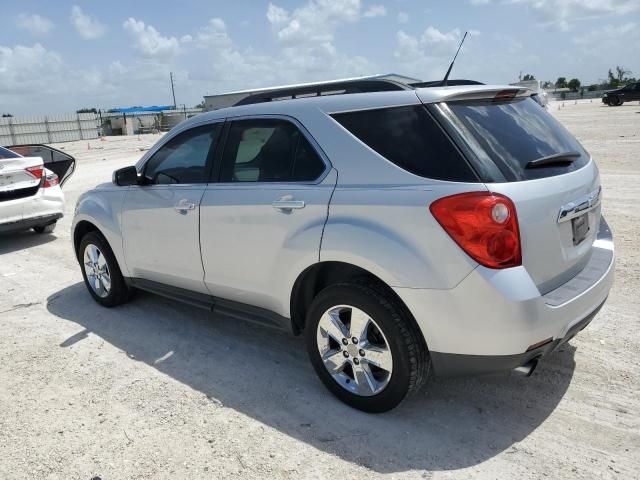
(394, 27, 482, 80)
(397, 12, 409, 24)
(364, 5, 387, 18)
(70, 6, 107, 39)
(508, 0, 639, 29)
(196, 18, 231, 48)
(123, 18, 180, 58)
(574, 21, 637, 46)
(16, 14, 53, 35)
(0, 44, 62, 95)
(572, 22, 639, 63)
(267, 3, 289, 24)
(267, 0, 361, 44)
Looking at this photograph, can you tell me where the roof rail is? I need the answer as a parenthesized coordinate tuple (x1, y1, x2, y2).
(233, 78, 411, 107)
(212, 75, 485, 109)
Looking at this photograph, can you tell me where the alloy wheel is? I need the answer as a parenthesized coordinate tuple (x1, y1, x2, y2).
(83, 244, 111, 298)
(316, 305, 393, 396)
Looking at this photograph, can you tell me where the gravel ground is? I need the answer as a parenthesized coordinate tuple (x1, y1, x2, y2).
(0, 101, 638, 479)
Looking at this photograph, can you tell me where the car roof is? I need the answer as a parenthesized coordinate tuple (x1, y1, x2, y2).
(184, 84, 531, 127)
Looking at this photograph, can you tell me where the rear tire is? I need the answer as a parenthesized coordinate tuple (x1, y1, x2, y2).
(78, 232, 132, 307)
(33, 222, 56, 234)
(305, 282, 430, 413)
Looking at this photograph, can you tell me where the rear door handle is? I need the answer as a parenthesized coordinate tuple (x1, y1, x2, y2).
(174, 199, 196, 213)
(272, 198, 305, 211)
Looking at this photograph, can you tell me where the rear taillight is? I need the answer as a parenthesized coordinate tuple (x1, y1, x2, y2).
(25, 165, 44, 179)
(430, 192, 521, 269)
(43, 172, 59, 188)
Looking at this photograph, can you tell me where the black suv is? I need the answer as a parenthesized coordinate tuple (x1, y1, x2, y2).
(602, 82, 640, 106)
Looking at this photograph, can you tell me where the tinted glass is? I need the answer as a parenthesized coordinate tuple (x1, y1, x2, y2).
(331, 105, 476, 182)
(447, 97, 589, 181)
(0, 146, 20, 159)
(220, 119, 325, 183)
(144, 124, 220, 184)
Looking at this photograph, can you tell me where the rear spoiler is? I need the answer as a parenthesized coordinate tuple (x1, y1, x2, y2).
(416, 86, 532, 104)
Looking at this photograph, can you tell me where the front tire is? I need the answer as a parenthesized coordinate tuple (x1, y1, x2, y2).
(609, 95, 622, 106)
(305, 282, 429, 413)
(78, 232, 132, 307)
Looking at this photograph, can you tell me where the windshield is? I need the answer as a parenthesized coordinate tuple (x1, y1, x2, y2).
(443, 97, 589, 181)
(0, 146, 21, 160)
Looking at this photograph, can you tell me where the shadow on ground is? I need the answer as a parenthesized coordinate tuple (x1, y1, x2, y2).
(47, 283, 577, 473)
(0, 230, 58, 255)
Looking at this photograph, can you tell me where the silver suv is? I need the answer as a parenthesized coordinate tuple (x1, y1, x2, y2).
(72, 83, 614, 412)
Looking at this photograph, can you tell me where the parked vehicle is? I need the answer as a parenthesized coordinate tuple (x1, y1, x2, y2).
(72, 81, 614, 412)
(602, 82, 640, 106)
(0, 145, 75, 234)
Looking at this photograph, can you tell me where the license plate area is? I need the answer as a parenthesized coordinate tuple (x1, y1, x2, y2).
(571, 213, 589, 245)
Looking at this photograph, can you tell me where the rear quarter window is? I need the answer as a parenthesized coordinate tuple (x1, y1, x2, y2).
(331, 105, 477, 182)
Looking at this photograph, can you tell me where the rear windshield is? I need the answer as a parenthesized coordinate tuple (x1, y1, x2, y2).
(0, 146, 20, 160)
(331, 105, 477, 182)
(445, 97, 589, 181)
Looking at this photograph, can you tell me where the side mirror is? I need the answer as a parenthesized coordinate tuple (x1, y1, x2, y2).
(113, 166, 139, 186)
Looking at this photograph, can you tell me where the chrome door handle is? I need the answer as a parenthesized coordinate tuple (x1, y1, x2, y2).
(174, 199, 196, 213)
(272, 199, 305, 210)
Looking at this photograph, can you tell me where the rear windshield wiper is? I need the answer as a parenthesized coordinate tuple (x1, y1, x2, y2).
(525, 151, 581, 169)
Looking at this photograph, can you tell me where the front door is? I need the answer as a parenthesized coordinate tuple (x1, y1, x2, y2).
(122, 122, 222, 293)
(200, 117, 336, 315)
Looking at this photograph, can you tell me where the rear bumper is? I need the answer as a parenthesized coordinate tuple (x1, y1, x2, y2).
(0, 186, 64, 233)
(0, 213, 62, 233)
(429, 298, 605, 377)
(394, 216, 614, 377)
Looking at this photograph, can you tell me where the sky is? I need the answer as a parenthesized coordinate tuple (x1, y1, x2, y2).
(1, 0, 639, 115)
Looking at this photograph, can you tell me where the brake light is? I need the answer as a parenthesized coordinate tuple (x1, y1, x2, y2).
(25, 165, 44, 179)
(430, 192, 521, 269)
(493, 89, 518, 102)
(43, 172, 59, 188)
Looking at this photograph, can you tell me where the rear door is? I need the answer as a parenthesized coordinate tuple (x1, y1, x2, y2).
(0, 147, 44, 224)
(433, 94, 601, 293)
(199, 116, 335, 314)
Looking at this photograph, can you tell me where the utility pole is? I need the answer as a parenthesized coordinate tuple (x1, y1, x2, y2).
(170, 72, 177, 109)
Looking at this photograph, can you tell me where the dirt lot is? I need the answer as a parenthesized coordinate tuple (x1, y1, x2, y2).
(1, 101, 638, 479)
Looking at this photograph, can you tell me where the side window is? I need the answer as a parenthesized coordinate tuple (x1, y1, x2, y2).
(331, 105, 476, 182)
(144, 123, 221, 184)
(220, 119, 325, 183)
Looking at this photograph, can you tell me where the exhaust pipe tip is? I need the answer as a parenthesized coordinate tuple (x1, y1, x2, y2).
(512, 358, 540, 377)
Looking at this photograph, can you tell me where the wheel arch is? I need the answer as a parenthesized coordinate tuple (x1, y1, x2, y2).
(289, 261, 428, 347)
(73, 220, 102, 258)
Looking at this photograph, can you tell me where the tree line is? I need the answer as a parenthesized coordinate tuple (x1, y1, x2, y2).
(521, 65, 636, 92)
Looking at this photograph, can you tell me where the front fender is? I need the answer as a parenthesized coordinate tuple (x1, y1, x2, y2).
(72, 188, 128, 275)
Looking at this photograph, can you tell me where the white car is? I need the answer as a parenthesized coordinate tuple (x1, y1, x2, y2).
(0, 145, 75, 234)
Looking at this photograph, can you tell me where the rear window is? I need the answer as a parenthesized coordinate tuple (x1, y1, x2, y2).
(445, 97, 589, 181)
(331, 105, 477, 182)
(0, 146, 20, 160)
